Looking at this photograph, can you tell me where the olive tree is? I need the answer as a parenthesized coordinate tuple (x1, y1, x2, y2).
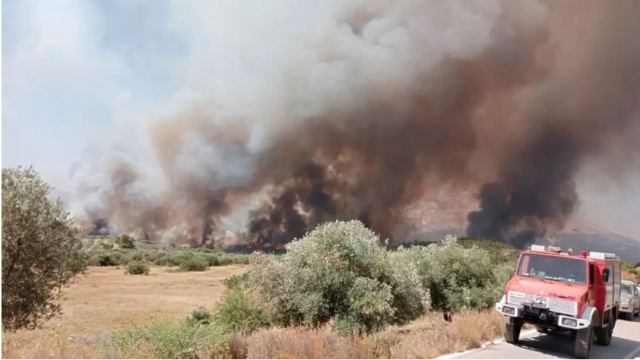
(2, 166, 86, 331)
(247, 220, 430, 334)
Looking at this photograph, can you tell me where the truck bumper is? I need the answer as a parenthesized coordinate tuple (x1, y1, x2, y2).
(495, 296, 590, 330)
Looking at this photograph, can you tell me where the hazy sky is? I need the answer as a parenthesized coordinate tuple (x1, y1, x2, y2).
(3, 0, 639, 240)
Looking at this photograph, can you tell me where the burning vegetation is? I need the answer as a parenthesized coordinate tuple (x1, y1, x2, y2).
(75, 1, 640, 249)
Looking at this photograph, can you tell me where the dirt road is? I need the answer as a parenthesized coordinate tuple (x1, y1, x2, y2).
(453, 316, 640, 359)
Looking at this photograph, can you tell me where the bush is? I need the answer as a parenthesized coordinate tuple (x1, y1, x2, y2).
(246, 220, 429, 334)
(115, 234, 136, 249)
(126, 251, 144, 263)
(178, 256, 209, 272)
(186, 306, 211, 326)
(67, 250, 89, 274)
(219, 254, 250, 265)
(87, 250, 125, 266)
(2, 166, 87, 331)
(107, 320, 230, 358)
(127, 261, 150, 275)
(145, 250, 167, 263)
(397, 237, 500, 312)
(214, 288, 270, 333)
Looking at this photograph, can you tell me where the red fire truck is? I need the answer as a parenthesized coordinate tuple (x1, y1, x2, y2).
(496, 245, 621, 358)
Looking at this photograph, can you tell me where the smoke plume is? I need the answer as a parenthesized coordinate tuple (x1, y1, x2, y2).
(73, 0, 640, 249)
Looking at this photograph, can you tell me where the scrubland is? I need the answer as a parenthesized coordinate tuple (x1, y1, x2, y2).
(3, 264, 503, 359)
(4, 221, 519, 359)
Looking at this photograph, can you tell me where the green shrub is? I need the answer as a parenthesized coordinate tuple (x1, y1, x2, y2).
(219, 254, 250, 265)
(67, 250, 89, 274)
(397, 237, 500, 312)
(223, 273, 249, 290)
(115, 234, 136, 249)
(145, 250, 167, 263)
(107, 320, 230, 358)
(202, 253, 220, 266)
(246, 220, 429, 334)
(88, 252, 119, 266)
(126, 251, 144, 263)
(214, 288, 270, 333)
(127, 261, 150, 275)
(186, 306, 211, 326)
(178, 256, 209, 272)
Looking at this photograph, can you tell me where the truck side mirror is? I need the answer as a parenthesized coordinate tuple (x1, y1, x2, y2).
(602, 268, 610, 282)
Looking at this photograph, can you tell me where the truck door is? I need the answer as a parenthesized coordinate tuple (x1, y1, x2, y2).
(605, 263, 614, 311)
(613, 262, 621, 305)
(588, 263, 596, 306)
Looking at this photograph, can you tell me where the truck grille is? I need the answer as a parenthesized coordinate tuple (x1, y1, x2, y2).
(507, 291, 577, 317)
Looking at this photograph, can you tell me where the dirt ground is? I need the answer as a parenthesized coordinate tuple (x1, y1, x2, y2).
(2, 265, 248, 358)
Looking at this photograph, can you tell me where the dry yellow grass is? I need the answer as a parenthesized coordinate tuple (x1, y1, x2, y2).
(3, 265, 506, 359)
(2, 265, 248, 359)
(244, 310, 504, 359)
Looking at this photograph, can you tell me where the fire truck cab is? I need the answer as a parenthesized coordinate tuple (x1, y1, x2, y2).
(496, 245, 621, 358)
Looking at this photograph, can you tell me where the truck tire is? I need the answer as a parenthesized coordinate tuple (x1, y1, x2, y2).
(594, 321, 613, 346)
(574, 326, 593, 358)
(504, 316, 523, 344)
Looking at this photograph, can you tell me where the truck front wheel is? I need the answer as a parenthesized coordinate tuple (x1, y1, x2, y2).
(574, 326, 593, 358)
(504, 316, 523, 344)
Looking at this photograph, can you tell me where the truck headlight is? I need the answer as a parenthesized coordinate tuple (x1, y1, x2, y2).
(562, 318, 577, 327)
(502, 306, 516, 316)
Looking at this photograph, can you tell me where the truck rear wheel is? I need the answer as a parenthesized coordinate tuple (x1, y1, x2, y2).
(574, 326, 593, 358)
(595, 313, 616, 346)
(504, 316, 523, 344)
(594, 323, 612, 346)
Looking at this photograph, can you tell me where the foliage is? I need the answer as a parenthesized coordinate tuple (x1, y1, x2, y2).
(115, 234, 136, 249)
(2, 166, 86, 331)
(245, 220, 430, 334)
(214, 287, 270, 333)
(186, 306, 211, 327)
(458, 237, 519, 264)
(178, 256, 209, 272)
(107, 320, 230, 359)
(126, 261, 150, 275)
(397, 237, 501, 312)
(87, 249, 125, 266)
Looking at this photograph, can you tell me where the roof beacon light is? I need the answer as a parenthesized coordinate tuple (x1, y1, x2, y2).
(588, 252, 618, 260)
(530, 245, 546, 252)
(547, 246, 562, 253)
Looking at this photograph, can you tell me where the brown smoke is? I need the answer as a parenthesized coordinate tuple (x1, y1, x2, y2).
(468, 0, 640, 246)
(78, 1, 640, 249)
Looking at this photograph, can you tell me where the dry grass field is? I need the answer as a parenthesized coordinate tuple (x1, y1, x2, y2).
(2, 265, 248, 358)
(3, 263, 506, 359)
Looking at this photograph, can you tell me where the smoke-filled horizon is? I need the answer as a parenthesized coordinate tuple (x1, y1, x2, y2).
(64, 0, 640, 249)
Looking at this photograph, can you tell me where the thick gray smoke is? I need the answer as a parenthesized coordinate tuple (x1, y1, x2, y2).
(74, 0, 640, 249)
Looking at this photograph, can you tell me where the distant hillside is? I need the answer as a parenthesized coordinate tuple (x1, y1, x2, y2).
(400, 226, 640, 264)
(550, 231, 640, 264)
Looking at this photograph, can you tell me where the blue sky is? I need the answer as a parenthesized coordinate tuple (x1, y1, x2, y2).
(3, 0, 181, 182)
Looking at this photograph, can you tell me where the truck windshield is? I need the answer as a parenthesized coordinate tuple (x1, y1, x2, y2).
(517, 253, 586, 284)
(622, 283, 634, 295)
